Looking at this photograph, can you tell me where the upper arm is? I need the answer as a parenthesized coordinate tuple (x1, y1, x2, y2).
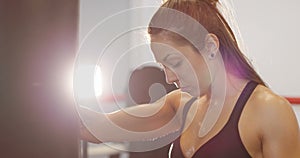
(79, 89, 191, 142)
(108, 89, 182, 132)
(259, 96, 300, 158)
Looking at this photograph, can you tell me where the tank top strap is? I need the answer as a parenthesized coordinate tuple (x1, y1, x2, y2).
(179, 97, 198, 132)
(230, 81, 258, 125)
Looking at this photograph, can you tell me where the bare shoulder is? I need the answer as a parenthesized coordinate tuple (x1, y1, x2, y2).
(249, 84, 298, 128)
(248, 84, 300, 157)
(249, 85, 296, 119)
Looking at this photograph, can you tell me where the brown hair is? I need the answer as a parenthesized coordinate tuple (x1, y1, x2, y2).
(148, 0, 266, 86)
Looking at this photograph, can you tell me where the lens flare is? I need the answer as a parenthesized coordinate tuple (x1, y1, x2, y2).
(94, 65, 103, 97)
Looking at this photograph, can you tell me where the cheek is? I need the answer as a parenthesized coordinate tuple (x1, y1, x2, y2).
(176, 61, 198, 84)
(199, 69, 212, 93)
(192, 60, 212, 86)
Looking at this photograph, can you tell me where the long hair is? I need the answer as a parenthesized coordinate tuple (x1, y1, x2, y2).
(148, 0, 266, 86)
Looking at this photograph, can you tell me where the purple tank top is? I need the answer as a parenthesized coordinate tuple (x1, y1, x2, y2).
(170, 81, 257, 158)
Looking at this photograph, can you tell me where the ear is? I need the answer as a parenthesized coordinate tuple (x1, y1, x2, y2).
(204, 33, 220, 59)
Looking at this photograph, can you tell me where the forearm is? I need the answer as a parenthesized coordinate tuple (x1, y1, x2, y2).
(78, 106, 180, 142)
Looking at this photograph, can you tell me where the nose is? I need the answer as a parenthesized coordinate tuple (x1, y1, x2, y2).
(164, 67, 178, 85)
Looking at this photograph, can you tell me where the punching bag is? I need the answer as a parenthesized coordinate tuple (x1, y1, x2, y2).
(0, 1, 80, 157)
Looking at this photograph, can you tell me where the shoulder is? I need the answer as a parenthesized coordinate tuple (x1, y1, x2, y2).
(250, 85, 290, 109)
(246, 85, 300, 157)
(249, 85, 297, 126)
(248, 84, 300, 144)
(249, 85, 295, 119)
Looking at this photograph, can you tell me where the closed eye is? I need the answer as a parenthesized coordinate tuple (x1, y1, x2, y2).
(167, 60, 182, 68)
(172, 60, 182, 68)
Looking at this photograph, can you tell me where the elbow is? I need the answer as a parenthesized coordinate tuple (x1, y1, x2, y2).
(80, 126, 102, 144)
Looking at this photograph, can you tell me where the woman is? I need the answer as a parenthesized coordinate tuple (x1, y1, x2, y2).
(80, 0, 300, 157)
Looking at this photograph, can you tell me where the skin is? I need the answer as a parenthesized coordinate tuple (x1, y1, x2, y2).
(80, 34, 300, 158)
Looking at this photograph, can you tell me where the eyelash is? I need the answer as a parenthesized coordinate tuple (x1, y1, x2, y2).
(157, 60, 182, 71)
(170, 61, 182, 68)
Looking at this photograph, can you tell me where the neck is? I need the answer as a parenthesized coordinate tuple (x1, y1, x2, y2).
(202, 72, 249, 103)
(225, 73, 249, 98)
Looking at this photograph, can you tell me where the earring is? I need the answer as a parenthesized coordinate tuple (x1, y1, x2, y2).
(208, 53, 216, 60)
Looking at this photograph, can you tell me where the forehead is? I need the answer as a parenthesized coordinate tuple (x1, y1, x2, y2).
(150, 37, 196, 62)
(151, 37, 181, 56)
